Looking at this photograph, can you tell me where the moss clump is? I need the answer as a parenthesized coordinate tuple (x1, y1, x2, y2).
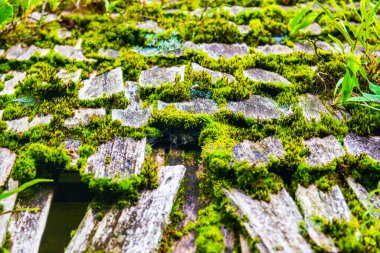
(150, 106, 212, 132)
(17, 75, 75, 101)
(337, 154, 380, 191)
(0, 81, 4, 92)
(233, 161, 284, 200)
(0, 120, 7, 133)
(278, 107, 348, 140)
(186, 18, 243, 45)
(244, 19, 273, 46)
(200, 120, 282, 201)
(292, 162, 339, 191)
(347, 106, 380, 136)
(1, 103, 31, 120)
(80, 157, 158, 204)
(12, 143, 70, 183)
(139, 80, 192, 103)
(194, 204, 225, 253)
(317, 216, 380, 253)
(79, 92, 129, 112)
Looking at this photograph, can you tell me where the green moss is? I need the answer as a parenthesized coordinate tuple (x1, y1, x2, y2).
(244, 19, 273, 46)
(139, 157, 159, 190)
(139, 80, 192, 103)
(340, 182, 367, 219)
(0, 232, 12, 252)
(79, 155, 158, 203)
(82, 173, 141, 203)
(0, 2, 379, 250)
(194, 204, 225, 253)
(1, 104, 31, 120)
(338, 154, 380, 191)
(347, 106, 380, 136)
(12, 143, 70, 183)
(316, 215, 380, 252)
(292, 162, 339, 191)
(79, 92, 129, 112)
(187, 18, 243, 44)
(234, 161, 284, 200)
(150, 106, 212, 132)
(0, 120, 6, 133)
(200, 119, 282, 201)
(278, 106, 348, 140)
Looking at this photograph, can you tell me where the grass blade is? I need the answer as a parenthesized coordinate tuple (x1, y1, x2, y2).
(0, 178, 53, 200)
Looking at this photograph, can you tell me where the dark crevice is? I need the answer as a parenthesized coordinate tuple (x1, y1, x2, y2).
(39, 172, 94, 253)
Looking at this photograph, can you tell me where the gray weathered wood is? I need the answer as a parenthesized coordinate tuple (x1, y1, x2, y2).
(66, 165, 186, 253)
(199, 43, 249, 59)
(233, 137, 284, 165)
(0, 148, 16, 187)
(296, 184, 351, 252)
(6, 115, 53, 133)
(0, 71, 26, 96)
(225, 188, 312, 253)
(64, 108, 106, 128)
(139, 65, 185, 87)
(344, 133, 380, 161)
(85, 137, 146, 179)
(243, 69, 291, 84)
(347, 177, 380, 219)
(227, 95, 291, 120)
(255, 45, 294, 55)
(303, 135, 345, 166)
(7, 188, 54, 253)
(158, 98, 219, 115)
(79, 67, 124, 100)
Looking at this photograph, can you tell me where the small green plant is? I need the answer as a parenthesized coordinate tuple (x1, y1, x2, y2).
(104, 0, 122, 13)
(0, 0, 61, 33)
(362, 188, 380, 220)
(0, 0, 13, 27)
(320, 0, 380, 110)
(290, 0, 380, 110)
(288, 1, 321, 37)
(0, 178, 53, 253)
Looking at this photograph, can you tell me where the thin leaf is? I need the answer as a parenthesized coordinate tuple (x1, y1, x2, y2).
(346, 96, 373, 102)
(368, 189, 380, 201)
(288, 1, 319, 36)
(359, 103, 380, 111)
(289, 7, 310, 30)
(48, 0, 59, 11)
(362, 92, 380, 102)
(108, 0, 122, 12)
(0, 179, 53, 200)
(328, 34, 345, 54)
(104, 0, 109, 12)
(8, 96, 36, 106)
(334, 77, 344, 96)
(0, 0, 13, 25)
(349, 0, 361, 19)
(369, 83, 380, 94)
